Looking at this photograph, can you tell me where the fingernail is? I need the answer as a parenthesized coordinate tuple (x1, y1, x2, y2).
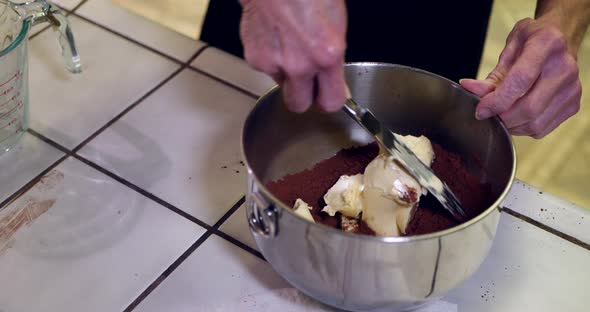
(476, 108, 494, 120)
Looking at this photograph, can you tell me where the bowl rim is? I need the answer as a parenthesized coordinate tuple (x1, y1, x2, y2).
(241, 62, 517, 243)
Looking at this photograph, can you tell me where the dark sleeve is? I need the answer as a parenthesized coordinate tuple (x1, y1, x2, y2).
(344, 1, 494, 81)
(200, 0, 494, 81)
(200, 0, 245, 58)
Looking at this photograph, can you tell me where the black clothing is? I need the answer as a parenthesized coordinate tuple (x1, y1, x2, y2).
(200, 1, 494, 82)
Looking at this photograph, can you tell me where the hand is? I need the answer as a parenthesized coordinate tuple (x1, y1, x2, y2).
(239, 0, 347, 113)
(461, 17, 582, 139)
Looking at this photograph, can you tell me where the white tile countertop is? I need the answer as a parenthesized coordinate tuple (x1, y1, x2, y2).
(1, 1, 589, 311)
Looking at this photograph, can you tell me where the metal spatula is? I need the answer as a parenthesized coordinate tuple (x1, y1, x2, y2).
(342, 97, 468, 222)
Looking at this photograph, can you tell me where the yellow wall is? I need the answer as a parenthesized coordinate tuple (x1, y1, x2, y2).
(112, 0, 209, 39)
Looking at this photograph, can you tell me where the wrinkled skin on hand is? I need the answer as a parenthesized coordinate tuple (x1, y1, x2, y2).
(461, 17, 582, 139)
(239, 0, 348, 113)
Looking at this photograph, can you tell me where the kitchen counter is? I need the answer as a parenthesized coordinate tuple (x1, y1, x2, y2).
(0, 1, 588, 311)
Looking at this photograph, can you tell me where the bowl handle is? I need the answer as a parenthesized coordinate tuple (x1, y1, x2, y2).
(246, 187, 280, 238)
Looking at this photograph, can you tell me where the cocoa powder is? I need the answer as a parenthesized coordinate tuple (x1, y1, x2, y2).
(404, 143, 494, 235)
(266, 144, 379, 230)
(266, 142, 494, 236)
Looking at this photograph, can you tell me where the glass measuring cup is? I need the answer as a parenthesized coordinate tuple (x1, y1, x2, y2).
(0, 0, 80, 154)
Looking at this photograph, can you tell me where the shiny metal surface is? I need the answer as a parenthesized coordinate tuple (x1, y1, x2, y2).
(242, 63, 516, 312)
(343, 97, 467, 221)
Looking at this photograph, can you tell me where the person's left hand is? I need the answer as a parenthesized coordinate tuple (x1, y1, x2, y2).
(460, 17, 582, 139)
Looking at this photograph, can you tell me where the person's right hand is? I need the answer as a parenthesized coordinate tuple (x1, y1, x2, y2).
(239, 0, 348, 113)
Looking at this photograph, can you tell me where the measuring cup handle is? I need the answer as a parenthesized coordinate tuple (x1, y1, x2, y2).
(16, 0, 81, 73)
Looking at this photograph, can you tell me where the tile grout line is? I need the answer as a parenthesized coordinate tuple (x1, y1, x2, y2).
(69, 12, 184, 66)
(73, 8, 262, 102)
(123, 196, 250, 312)
(12, 12, 209, 209)
(68, 0, 90, 13)
(209, 196, 266, 261)
(500, 206, 590, 251)
(26, 132, 265, 310)
(65, 11, 261, 101)
(27, 128, 70, 154)
(37, 8, 262, 102)
(27, 128, 213, 231)
(186, 66, 259, 100)
(0, 153, 68, 209)
(212, 229, 265, 261)
(24, 8, 265, 305)
(71, 67, 183, 151)
(71, 44, 208, 153)
(0, 130, 71, 210)
(212, 196, 246, 229)
(20, 44, 247, 240)
(29, 25, 51, 40)
(21, 5, 266, 308)
(122, 230, 214, 312)
(28, 128, 264, 263)
(72, 154, 213, 230)
(2, 44, 207, 209)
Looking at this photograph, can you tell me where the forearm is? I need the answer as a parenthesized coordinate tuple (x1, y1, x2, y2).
(535, 0, 590, 53)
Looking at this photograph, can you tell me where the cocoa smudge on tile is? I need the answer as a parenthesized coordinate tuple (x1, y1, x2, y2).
(35, 170, 65, 192)
(0, 169, 63, 255)
(0, 199, 56, 254)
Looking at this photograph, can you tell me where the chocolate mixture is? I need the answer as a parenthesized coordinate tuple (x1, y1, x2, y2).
(266, 142, 495, 236)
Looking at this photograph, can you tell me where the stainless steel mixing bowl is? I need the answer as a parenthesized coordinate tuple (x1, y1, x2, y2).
(242, 63, 516, 312)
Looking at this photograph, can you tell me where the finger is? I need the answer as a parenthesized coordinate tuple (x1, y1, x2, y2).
(459, 79, 496, 97)
(532, 103, 578, 138)
(484, 18, 533, 85)
(476, 36, 557, 120)
(533, 107, 572, 138)
(510, 101, 570, 139)
(509, 80, 581, 138)
(461, 22, 526, 114)
(282, 76, 314, 113)
(509, 99, 562, 137)
(471, 19, 539, 122)
(498, 73, 557, 128)
(315, 65, 346, 112)
(279, 38, 316, 113)
(242, 38, 280, 74)
(499, 46, 578, 128)
(241, 33, 282, 80)
(531, 82, 581, 138)
(240, 7, 284, 78)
